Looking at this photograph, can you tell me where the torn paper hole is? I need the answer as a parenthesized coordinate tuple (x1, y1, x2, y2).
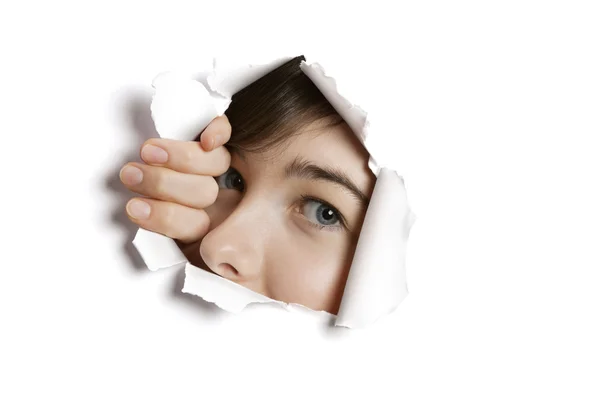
(132, 55, 416, 328)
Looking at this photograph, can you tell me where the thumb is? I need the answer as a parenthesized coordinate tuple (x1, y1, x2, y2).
(200, 114, 232, 152)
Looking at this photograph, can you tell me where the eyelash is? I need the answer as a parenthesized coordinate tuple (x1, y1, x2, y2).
(299, 194, 347, 232)
(216, 168, 347, 232)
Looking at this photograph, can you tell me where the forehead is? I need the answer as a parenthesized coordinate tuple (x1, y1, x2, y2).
(246, 121, 375, 191)
(290, 121, 367, 163)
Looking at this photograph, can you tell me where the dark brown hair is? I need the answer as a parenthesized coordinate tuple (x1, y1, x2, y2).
(214, 55, 344, 156)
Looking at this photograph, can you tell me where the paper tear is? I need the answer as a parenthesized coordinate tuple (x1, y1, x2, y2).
(150, 71, 220, 141)
(132, 55, 416, 328)
(207, 57, 294, 99)
(132, 228, 187, 271)
(335, 168, 415, 328)
(183, 263, 277, 313)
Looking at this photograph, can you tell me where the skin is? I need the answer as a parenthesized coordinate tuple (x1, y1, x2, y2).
(120, 115, 375, 314)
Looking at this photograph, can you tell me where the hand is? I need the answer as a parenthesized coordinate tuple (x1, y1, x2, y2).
(120, 115, 232, 246)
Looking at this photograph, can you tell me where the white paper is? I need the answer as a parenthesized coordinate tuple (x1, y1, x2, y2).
(132, 56, 416, 328)
(336, 168, 416, 327)
(206, 57, 294, 99)
(182, 263, 334, 320)
(150, 71, 221, 141)
(132, 228, 187, 272)
(182, 262, 277, 312)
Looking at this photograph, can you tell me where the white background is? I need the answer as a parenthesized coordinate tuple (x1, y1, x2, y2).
(1, 1, 599, 399)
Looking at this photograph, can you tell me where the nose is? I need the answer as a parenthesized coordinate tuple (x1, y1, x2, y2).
(199, 201, 267, 286)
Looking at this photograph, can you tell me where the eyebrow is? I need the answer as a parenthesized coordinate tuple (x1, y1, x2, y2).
(284, 156, 369, 208)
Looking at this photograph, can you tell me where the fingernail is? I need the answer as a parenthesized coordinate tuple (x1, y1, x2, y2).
(126, 199, 151, 219)
(141, 144, 168, 164)
(120, 165, 143, 185)
(206, 135, 215, 151)
(213, 134, 222, 149)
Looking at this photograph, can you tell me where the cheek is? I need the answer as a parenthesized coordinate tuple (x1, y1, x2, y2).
(266, 232, 357, 313)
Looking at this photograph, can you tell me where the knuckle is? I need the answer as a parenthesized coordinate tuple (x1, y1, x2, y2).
(204, 178, 219, 205)
(152, 169, 168, 196)
(159, 204, 177, 234)
(182, 146, 195, 164)
(195, 211, 211, 236)
(199, 209, 210, 226)
(183, 211, 209, 243)
(186, 219, 203, 240)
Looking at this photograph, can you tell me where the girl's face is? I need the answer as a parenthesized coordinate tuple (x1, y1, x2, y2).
(199, 121, 376, 314)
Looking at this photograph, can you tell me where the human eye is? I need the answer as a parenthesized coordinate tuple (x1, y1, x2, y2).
(298, 195, 347, 232)
(215, 167, 245, 192)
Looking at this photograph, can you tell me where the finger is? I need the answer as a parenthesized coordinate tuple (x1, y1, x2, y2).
(140, 138, 231, 176)
(199, 114, 232, 152)
(126, 197, 210, 244)
(120, 162, 219, 209)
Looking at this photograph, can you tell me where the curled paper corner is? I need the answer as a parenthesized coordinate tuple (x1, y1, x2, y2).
(299, 61, 369, 138)
(298, 61, 380, 175)
(334, 295, 408, 329)
(335, 168, 415, 329)
(150, 71, 220, 141)
(407, 209, 418, 237)
(131, 55, 416, 329)
(132, 228, 187, 272)
(387, 170, 418, 236)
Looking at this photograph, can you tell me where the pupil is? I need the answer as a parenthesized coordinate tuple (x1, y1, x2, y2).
(314, 203, 339, 226)
(225, 170, 244, 191)
(232, 175, 243, 190)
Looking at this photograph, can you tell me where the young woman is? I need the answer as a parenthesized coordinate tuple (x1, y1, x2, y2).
(120, 56, 375, 314)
